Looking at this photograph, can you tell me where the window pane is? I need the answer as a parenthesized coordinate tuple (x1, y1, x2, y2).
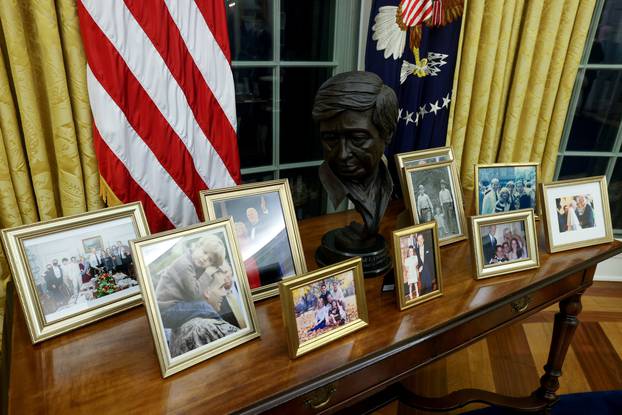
(226, 0, 273, 61)
(558, 156, 610, 179)
(609, 158, 622, 230)
(566, 70, 622, 152)
(280, 167, 327, 219)
(588, 0, 622, 64)
(279, 67, 333, 164)
(234, 68, 273, 168)
(241, 171, 274, 183)
(281, 1, 334, 61)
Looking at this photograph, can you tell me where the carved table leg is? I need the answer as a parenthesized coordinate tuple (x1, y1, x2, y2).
(533, 292, 584, 411)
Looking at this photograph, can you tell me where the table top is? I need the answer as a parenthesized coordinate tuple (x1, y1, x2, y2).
(6, 203, 622, 414)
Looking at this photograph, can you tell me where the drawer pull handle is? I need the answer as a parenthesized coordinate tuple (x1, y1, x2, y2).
(304, 383, 337, 410)
(511, 295, 531, 313)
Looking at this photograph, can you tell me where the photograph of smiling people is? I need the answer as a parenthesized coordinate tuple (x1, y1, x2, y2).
(201, 180, 307, 301)
(133, 219, 259, 376)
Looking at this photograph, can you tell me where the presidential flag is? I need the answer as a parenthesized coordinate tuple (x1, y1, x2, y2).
(77, 0, 240, 232)
(366, 0, 464, 157)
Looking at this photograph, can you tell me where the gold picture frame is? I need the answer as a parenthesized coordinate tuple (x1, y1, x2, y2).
(540, 176, 613, 253)
(470, 209, 540, 279)
(279, 257, 368, 359)
(404, 160, 467, 246)
(392, 222, 443, 310)
(130, 218, 260, 378)
(0, 202, 150, 344)
(474, 162, 541, 218)
(395, 146, 454, 213)
(200, 179, 307, 301)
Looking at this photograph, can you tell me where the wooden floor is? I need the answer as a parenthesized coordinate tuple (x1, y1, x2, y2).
(374, 281, 622, 415)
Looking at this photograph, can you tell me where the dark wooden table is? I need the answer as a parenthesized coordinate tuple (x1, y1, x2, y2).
(3, 203, 621, 414)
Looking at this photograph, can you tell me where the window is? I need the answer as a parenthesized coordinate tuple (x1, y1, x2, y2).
(226, 0, 360, 219)
(555, 0, 622, 235)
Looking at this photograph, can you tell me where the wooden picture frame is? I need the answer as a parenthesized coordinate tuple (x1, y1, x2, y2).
(470, 209, 540, 279)
(394, 146, 454, 213)
(474, 162, 541, 218)
(541, 176, 613, 253)
(392, 222, 443, 310)
(279, 257, 368, 359)
(403, 160, 467, 246)
(130, 218, 260, 378)
(200, 179, 307, 301)
(0, 202, 149, 343)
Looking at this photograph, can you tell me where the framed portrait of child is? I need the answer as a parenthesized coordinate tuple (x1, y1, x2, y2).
(131, 218, 260, 377)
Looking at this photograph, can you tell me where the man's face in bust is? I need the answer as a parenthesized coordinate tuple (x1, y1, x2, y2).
(319, 109, 386, 182)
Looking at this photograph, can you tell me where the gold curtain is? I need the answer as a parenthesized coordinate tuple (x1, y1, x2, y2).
(0, 0, 103, 290)
(447, 0, 596, 214)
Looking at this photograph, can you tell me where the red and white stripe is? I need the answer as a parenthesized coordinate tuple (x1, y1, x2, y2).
(400, 0, 434, 27)
(77, 0, 240, 231)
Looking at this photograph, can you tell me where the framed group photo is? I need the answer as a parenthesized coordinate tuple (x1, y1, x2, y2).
(470, 209, 540, 279)
(475, 162, 540, 217)
(392, 222, 443, 310)
(394, 146, 454, 211)
(200, 179, 307, 301)
(404, 160, 467, 245)
(131, 218, 260, 377)
(0, 203, 149, 343)
(541, 176, 613, 253)
(279, 257, 368, 359)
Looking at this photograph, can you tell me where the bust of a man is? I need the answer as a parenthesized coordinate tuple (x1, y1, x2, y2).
(312, 71, 398, 247)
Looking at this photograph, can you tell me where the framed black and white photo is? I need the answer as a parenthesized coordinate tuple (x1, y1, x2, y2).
(475, 163, 540, 217)
(0, 203, 149, 343)
(200, 179, 307, 301)
(404, 160, 467, 245)
(131, 218, 260, 377)
(541, 176, 613, 253)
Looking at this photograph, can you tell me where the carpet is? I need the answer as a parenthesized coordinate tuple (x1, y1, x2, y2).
(463, 391, 622, 414)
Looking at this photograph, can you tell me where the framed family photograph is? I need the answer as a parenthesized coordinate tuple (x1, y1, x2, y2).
(541, 176, 613, 253)
(392, 222, 443, 310)
(470, 209, 540, 279)
(131, 218, 260, 378)
(475, 162, 540, 217)
(404, 160, 467, 245)
(0, 203, 149, 343)
(200, 179, 307, 301)
(394, 146, 454, 210)
(279, 257, 368, 359)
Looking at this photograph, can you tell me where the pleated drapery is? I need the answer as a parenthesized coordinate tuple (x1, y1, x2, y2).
(447, 0, 596, 213)
(0, 0, 103, 290)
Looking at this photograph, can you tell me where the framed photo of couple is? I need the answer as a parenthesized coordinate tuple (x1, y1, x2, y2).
(392, 222, 443, 310)
(470, 209, 540, 279)
(404, 159, 468, 246)
(200, 179, 307, 301)
(130, 218, 260, 377)
(279, 257, 368, 359)
(541, 176, 613, 253)
(475, 162, 541, 217)
(0, 203, 149, 343)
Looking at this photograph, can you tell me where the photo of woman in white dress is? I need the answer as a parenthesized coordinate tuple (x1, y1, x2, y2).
(403, 245, 420, 300)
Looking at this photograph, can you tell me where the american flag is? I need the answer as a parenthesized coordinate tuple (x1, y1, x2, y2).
(77, 0, 240, 232)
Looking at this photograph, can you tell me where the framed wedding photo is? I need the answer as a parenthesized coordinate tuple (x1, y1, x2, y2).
(394, 146, 454, 209)
(0, 203, 149, 343)
(470, 209, 539, 279)
(404, 160, 467, 246)
(392, 222, 443, 310)
(475, 162, 540, 217)
(541, 176, 613, 253)
(200, 179, 307, 301)
(131, 218, 260, 378)
(279, 257, 368, 359)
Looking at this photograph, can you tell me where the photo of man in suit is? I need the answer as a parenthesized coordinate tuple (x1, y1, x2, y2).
(481, 224, 498, 264)
(416, 232, 436, 294)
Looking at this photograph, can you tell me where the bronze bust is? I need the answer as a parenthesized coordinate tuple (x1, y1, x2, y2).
(312, 71, 398, 275)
